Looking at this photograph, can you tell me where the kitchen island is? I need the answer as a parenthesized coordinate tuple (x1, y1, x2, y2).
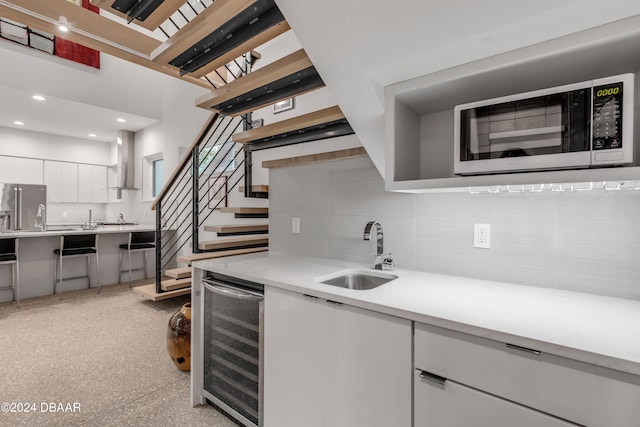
(0, 224, 155, 302)
(191, 251, 640, 427)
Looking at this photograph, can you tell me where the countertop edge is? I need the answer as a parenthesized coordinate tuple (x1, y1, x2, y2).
(193, 252, 640, 378)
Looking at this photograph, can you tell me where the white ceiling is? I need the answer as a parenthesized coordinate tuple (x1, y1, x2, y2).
(0, 82, 158, 143)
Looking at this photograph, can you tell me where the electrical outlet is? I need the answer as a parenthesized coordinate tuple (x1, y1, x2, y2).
(62, 212, 68, 218)
(474, 224, 491, 249)
(292, 217, 301, 234)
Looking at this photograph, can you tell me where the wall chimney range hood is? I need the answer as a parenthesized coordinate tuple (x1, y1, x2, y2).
(113, 130, 138, 190)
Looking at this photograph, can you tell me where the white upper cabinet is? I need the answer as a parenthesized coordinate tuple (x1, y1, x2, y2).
(43, 161, 62, 202)
(0, 156, 14, 182)
(61, 162, 78, 203)
(44, 161, 78, 203)
(78, 164, 107, 203)
(0, 156, 43, 184)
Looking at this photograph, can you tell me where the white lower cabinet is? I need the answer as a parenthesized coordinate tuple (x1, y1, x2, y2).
(414, 371, 574, 426)
(415, 322, 640, 427)
(264, 287, 411, 427)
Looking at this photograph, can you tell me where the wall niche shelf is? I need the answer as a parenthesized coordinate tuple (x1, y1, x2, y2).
(385, 15, 640, 193)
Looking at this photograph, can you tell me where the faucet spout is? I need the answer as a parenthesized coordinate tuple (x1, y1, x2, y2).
(363, 221, 384, 270)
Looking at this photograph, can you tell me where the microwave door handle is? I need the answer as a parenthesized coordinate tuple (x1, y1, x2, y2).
(203, 281, 263, 301)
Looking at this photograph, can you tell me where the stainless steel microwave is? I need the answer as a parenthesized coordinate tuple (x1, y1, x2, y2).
(454, 73, 634, 175)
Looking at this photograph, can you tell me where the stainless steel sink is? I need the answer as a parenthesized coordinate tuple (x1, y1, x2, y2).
(317, 269, 398, 290)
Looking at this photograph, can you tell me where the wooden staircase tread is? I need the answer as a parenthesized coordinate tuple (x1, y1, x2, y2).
(233, 106, 346, 144)
(176, 247, 268, 265)
(190, 22, 290, 79)
(239, 185, 269, 193)
(133, 283, 190, 301)
(195, 49, 317, 116)
(165, 267, 192, 279)
(198, 235, 268, 250)
(161, 277, 192, 291)
(204, 224, 269, 233)
(220, 207, 269, 214)
(90, 0, 186, 31)
(151, 0, 254, 63)
(262, 147, 368, 169)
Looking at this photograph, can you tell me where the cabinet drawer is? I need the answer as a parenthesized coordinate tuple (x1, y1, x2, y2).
(414, 369, 574, 427)
(415, 322, 640, 427)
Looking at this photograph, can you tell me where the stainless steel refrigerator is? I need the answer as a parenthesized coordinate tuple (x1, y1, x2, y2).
(0, 183, 47, 231)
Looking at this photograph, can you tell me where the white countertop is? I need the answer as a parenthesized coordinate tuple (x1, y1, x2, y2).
(194, 251, 640, 377)
(0, 224, 155, 238)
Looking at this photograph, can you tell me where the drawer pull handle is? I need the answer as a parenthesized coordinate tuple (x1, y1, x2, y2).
(419, 370, 447, 385)
(506, 343, 541, 355)
(303, 294, 319, 299)
(326, 300, 343, 305)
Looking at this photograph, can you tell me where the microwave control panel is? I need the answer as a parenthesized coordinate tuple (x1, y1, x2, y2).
(592, 82, 624, 150)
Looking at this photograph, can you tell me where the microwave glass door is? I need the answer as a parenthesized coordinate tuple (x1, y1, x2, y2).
(459, 89, 591, 163)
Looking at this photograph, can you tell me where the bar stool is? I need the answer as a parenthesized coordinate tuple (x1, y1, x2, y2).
(0, 237, 18, 302)
(119, 231, 155, 287)
(53, 234, 99, 294)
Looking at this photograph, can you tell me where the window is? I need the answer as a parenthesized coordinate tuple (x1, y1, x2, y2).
(152, 158, 164, 197)
(199, 141, 236, 176)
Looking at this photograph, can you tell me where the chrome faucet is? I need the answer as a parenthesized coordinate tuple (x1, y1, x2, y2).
(35, 203, 46, 231)
(363, 221, 384, 270)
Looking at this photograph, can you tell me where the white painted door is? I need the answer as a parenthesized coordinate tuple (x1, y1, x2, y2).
(414, 369, 575, 426)
(264, 287, 412, 427)
(77, 163, 93, 202)
(323, 302, 411, 427)
(0, 156, 14, 182)
(263, 287, 324, 427)
(91, 165, 107, 203)
(43, 160, 62, 202)
(13, 157, 43, 184)
(61, 162, 78, 203)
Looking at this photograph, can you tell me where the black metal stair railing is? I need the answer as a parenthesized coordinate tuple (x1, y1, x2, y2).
(153, 113, 249, 294)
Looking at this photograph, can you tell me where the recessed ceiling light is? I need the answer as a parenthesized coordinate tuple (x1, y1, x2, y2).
(13, 121, 24, 126)
(32, 95, 45, 101)
(117, 118, 126, 123)
(89, 133, 97, 137)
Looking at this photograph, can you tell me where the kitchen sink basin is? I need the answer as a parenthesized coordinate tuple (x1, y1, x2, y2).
(317, 269, 398, 290)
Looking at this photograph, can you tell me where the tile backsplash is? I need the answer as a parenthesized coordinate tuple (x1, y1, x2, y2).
(269, 156, 640, 300)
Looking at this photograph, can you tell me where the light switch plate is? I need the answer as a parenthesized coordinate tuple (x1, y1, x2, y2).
(474, 223, 490, 248)
(292, 217, 301, 234)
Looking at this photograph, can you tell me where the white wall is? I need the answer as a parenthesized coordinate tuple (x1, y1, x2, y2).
(269, 155, 640, 300)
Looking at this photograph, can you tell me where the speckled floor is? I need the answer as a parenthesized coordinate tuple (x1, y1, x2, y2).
(0, 283, 238, 427)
